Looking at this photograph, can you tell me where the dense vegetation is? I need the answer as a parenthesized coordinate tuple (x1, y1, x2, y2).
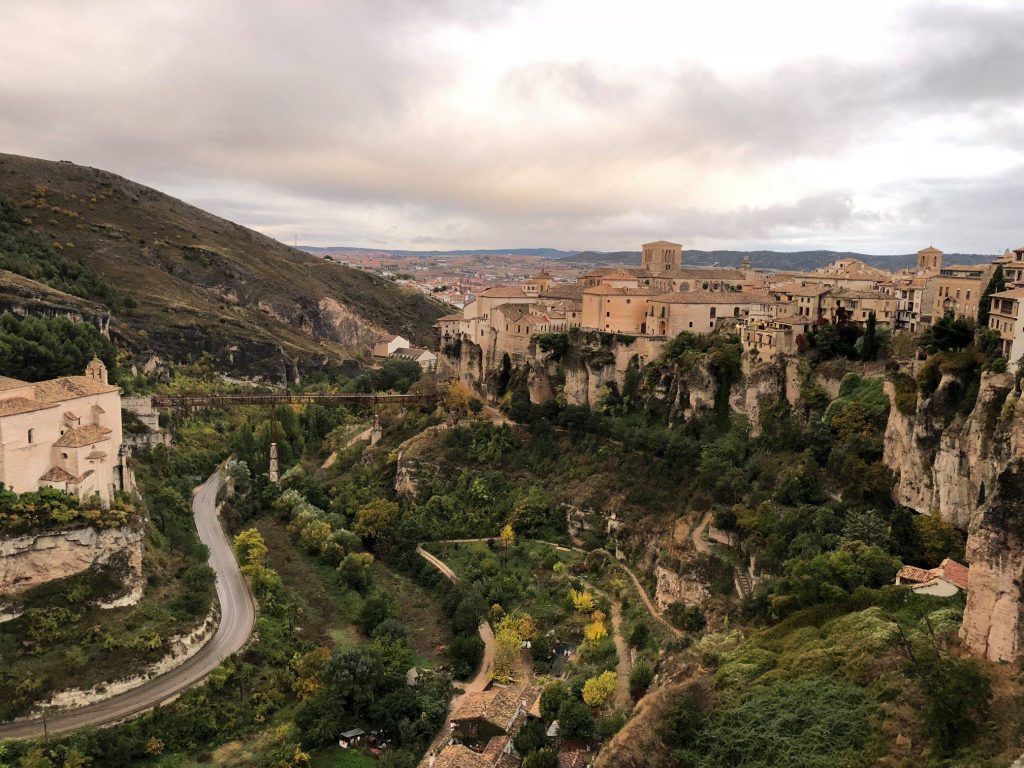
(0, 312, 117, 382)
(0, 195, 116, 304)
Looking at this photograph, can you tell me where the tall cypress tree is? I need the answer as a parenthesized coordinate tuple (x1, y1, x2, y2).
(978, 264, 1006, 328)
(861, 311, 879, 361)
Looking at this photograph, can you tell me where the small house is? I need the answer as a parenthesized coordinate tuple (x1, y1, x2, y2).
(895, 559, 969, 597)
(339, 727, 366, 749)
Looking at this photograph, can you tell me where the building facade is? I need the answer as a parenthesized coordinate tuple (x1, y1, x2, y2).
(0, 359, 130, 506)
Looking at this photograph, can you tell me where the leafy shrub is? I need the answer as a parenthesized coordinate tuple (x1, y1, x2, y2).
(683, 677, 878, 768)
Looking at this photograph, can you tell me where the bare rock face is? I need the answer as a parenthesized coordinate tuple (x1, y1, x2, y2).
(884, 371, 1020, 530)
(0, 524, 144, 598)
(960, 459, 1024, 661)
(655, 564, 710, 609)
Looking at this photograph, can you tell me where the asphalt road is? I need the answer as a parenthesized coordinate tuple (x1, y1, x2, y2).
(0, 471, 256, 739)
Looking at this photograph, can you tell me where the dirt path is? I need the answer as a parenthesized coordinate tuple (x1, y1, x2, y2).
(416, 544, 496, 757)
(424, 537, 682, 638)
(321, 424, 373, 469)
(691, 512, 711, 554)
(609, 602, 632, 711)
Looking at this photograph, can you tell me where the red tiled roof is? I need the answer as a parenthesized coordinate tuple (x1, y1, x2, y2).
(40, 466, 78, 483)
(53, 424, 112, 448)
(32, 376, 119, 403)
(897, 559, 969, 590)
(940, 558, 970, 590)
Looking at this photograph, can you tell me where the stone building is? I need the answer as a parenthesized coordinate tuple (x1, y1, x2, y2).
(987, 287, 1024, 366)
(0, 358, 130, 505)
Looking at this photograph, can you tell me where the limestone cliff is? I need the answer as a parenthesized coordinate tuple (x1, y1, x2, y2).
(884, 371, 1020, 529)
(0, 524, 144, 599)
(959, 459, 1024, 661)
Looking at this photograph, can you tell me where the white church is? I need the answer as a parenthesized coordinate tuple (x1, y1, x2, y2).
(0, 358, 131, 506)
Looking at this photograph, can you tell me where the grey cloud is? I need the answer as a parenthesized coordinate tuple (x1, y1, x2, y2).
(1, 1, 1022, 251)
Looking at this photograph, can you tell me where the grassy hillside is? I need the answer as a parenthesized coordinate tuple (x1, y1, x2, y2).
(0, 153, 449, 380)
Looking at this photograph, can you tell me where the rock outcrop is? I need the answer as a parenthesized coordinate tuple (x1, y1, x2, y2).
(960, 458, 1024, 661)
(0, 524, 144, 598)
(884, 371, 1020, 530)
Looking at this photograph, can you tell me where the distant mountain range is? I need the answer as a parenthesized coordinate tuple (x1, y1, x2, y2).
(302, 246, 570, 258)
(305, 246, 1000, 273)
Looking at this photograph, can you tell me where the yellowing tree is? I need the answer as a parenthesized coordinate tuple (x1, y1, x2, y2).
(584, 612, 608, 642)
(570, 588, 595, 613)
(582, 670, 617, 707)
(493, 627, 521, 681)
(233, 528, 268, 565)
(500, 523, 515, 565)
(497, 610, 537, 642)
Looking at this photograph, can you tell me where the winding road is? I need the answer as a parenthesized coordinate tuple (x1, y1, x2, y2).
(0, 471, 256, 739)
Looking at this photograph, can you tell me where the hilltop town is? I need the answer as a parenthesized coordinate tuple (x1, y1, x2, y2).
(433, 239, 1023, 374)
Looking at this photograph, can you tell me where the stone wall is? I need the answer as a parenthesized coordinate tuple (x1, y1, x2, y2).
(0, 524, 144, 598)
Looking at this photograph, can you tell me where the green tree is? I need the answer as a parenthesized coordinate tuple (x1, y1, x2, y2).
(557, 698, 595, 740)
(522, 749, 559, 768)
(539, 681, 572, 722)
(977, 264, 1005, 328)
(860, 311, 879, 361)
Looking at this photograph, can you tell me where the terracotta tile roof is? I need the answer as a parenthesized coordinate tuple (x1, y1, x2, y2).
(32, 376, 119, 403)
(53, 424, 112, 448)
(430, 744, 492, 768)
(643, 240, 681, 247)
(481, 736, 511, 762)
(939, 558, 970, 590)
(39, 466, 78, 483)
(990, 288, 1024, 300)
(0, 376, 29, 391)
(451, 684, 539, 734)
(896, 565, 932, 584)
(542, 284, 584, 299)
(86, 450, 108, 460)
(479, 286, 529, 299)
(437, 313, 466, 322)
(897, 559, 969, 590)
(583, 284, 625, 295)
(599, 269, 638, 280)
(0, 397, 57, 416)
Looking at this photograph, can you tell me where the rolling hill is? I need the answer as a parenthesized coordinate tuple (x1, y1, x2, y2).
(0, 153, 449, 381)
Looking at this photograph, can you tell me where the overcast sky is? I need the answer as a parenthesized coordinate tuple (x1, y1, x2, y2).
(3, 1, 1023, 253)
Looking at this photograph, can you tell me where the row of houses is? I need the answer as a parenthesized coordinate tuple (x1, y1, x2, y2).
(435, 239, 1024, 369)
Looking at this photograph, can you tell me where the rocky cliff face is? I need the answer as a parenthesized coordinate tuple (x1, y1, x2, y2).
(884, 371, 1019, 529)
(960, 459, 1024, 661)
(882, 368, 1024, 661)
(0, 524, 144, 599)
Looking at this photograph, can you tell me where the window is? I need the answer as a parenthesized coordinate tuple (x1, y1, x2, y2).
(62, 452, 68, 459)
(27, 429, 34, 444)
(606, 311, 610, 317)
(688, 322, 693, 328)
(709, 307, 716, 318)
(966, 290, 971, 299)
